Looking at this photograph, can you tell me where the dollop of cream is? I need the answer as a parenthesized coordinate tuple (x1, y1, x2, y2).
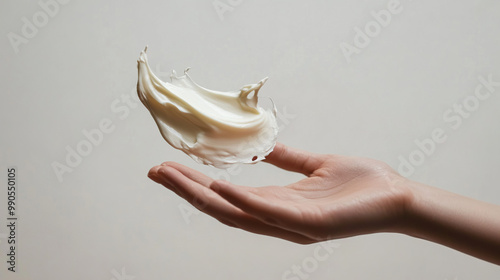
(137, 47, 278, 168)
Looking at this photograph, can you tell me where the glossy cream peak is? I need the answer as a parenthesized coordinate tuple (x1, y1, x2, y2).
(137, 47, 278, 168)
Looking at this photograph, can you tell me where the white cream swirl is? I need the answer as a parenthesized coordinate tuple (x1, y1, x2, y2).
(137, 47, 278, 168)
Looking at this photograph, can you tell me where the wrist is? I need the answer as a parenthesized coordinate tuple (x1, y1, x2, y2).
(380, 175, 436, 237)
(386, 175, 500, 264)
(400, 180, 456, 240)
(378, 173, 421, 235)
(398, 179, 429, 238)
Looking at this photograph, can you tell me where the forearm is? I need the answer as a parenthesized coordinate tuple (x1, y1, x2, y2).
(404, 181, 500, 265)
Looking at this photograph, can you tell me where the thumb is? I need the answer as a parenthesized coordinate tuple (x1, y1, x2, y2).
(264, 142, 323, 175)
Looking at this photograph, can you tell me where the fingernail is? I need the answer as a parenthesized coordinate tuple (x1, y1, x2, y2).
(210, 181, 222, 193)
(157, 167, 172, 184)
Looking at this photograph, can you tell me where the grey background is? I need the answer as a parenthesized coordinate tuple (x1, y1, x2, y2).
(1, 0, 500, 279)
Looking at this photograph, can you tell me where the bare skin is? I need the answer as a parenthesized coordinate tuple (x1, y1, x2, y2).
(147, 142, 500, 265)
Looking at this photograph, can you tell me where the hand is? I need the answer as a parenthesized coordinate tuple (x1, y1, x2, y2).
(147, 143, 413, 244)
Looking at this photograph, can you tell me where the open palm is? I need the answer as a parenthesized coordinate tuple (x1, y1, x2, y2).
(148, 143, 412, 244)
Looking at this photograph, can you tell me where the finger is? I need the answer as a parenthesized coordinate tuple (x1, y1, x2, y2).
(211, 180, 323, 238)
(264, 142, 324, 176)
(160, 161, 213, 187)
(157, 166, 217, 210)
(148, 165, 183, 197)
(155, 166, 315, 244)
(148, 165, 163, 183)
(218, 210, 316, 244)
